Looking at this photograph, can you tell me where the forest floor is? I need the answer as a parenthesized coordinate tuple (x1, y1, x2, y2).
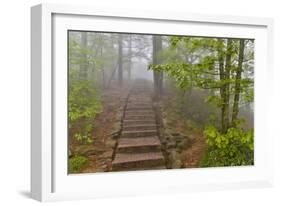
(70, 81, 131, 173)
(69, 80, 207, 173)
(160, 95, 207, 168)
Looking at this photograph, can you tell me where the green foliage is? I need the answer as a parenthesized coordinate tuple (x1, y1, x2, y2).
(205, 95, 223, 107)
(69, 72, 102, 144)
(149, 63, 193, 89)
(149, 37, 254, 94)
(149, 37, 254, 134)
(201, 125, 254, 167)
(68, 33, 106, 144)
(244, 87, 254, 103)
(69, 39, 107, 72)
(184, 119, 200, 131)
(69, 155, 88, 173)
(169, 36, 182, 48)
(149, 36, 255, 167)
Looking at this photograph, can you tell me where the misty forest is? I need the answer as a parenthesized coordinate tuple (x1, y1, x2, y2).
(68, 31, 254, 173)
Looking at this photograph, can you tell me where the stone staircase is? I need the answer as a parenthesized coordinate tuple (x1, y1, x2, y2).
(112, 81, 166, 171)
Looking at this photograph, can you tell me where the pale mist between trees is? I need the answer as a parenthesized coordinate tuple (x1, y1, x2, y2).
(68, 31, 254, 174)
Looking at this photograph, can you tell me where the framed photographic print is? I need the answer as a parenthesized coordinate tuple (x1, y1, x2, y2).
(31, 3, 274, 201)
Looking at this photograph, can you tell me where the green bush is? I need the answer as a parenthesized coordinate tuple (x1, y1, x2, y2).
(69, 155, 88, 173)
(69, 77, 102, 144)
(201, 125, 254, 167)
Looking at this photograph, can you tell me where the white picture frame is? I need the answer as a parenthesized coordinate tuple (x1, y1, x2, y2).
(31, 3, 274, 202)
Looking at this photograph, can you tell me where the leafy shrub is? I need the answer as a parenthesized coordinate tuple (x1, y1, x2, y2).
(69, 76, 102, 144)
(69, 155, 88, 173)
(201, 125, 254, 167)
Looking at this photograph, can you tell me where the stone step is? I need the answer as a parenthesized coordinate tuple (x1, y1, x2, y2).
(128, 97, 151, 99)
(126, 105, 153, 111)
(130, 89, 151, 91)
(125, 111, 154, 116)
(117, 136, 161, 153)
(123, 124, 157, 131)
(127, 102, 152, 106)
(125, 114, 155, 120)
(112, 152, 165, 171)
(129, 95, 151, 97)
(129, 98, 151, 100)
(127, 103, 152, 106)
(129, 95, 151, 98)
(130, 93, 151, 95)
(112, 165, 166, 172)
(123, 120, 156, 126)
(126, 106, 153, 111)
(121, 130, 158, 138)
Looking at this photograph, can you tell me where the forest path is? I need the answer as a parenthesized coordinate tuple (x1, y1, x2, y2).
(112, 79, 166, 171)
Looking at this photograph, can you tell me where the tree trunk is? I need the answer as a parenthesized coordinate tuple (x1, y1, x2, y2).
(159, 70, 164, 95)
(221, 39, 233, 133)
(231, 39, 245, 125)
(79, 32, 88, 80)
(118, 35, 123, 86)
(152, 36, 163, 100)
(217, 40, 226, 133)
(128, 35, 132, 80)
(100, 47, 105, 88)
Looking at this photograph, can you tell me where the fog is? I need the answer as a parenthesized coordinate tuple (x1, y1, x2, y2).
(68, 31, 254, 133)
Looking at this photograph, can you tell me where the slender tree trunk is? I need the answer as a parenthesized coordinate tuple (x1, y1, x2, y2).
(128, 35, 132, 80)
(217, 39, 227, 133)
(118, 35, 123, 86)
(221, 38, 233, 133)
(231, 39, 245, 125)
(218, 50, 226, 133)
(152, 36, 163, 100)
(158, 36, 163, 96)
(79, 32, 88, 80)
(152, 36, 158, 99)
(100, 47, 105, 88)
(99, 35, 104, 87)
(159, 70, 164, 95)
